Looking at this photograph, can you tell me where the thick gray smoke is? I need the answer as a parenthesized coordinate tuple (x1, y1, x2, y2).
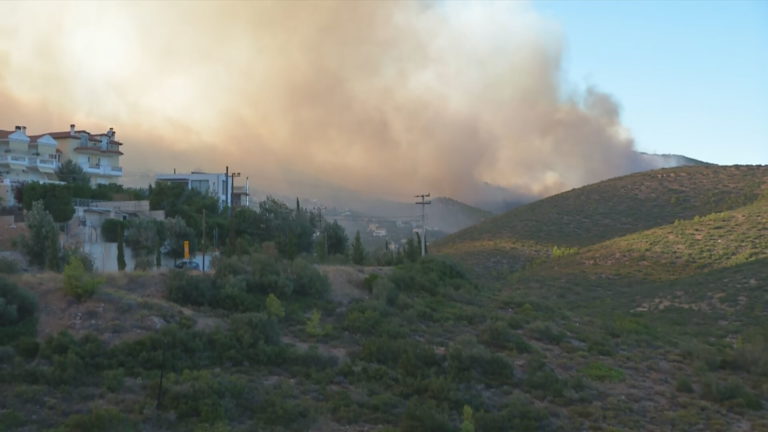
(0, 1, 665, 203)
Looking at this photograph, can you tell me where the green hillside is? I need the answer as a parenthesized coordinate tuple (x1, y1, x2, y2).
(2, 166, 767, 431)
(434, 165, 768, 275)
(480, 186, 768, 430)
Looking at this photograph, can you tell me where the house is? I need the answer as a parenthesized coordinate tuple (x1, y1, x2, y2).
(0, 124, 124, 189)
(155, 171, 234, 209)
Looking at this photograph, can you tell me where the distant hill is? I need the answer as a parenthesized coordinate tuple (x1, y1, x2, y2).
(434, 165, 768, 273)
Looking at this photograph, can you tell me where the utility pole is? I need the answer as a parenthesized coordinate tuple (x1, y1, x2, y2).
(414, 193, 431, 257)
(229, 171, 241, 217)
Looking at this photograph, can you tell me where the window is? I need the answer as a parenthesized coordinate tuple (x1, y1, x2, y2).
(190, 179, 210, 195)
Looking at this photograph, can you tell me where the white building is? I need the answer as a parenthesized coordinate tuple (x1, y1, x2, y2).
(0, 124, 124, 187)
(155, 172, 234, 209)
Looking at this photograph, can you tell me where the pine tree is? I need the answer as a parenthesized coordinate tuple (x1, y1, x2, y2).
(117, 224, 126, 271)
(351, 230, 366, 265)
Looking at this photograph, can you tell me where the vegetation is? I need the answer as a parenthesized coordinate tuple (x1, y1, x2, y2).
(351, 230, 366, 265)
(17, 201, 61, 271)
(19, 183, 74, 223)
(62, 256, 102, 302)
(1, 165, 767, 430)
(55, 160, 90, 186)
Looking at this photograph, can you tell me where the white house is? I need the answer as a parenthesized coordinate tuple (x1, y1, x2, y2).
(155, 172, 234, 209)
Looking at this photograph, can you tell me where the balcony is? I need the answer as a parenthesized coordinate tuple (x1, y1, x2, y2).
(36, 158, 58, 173)
(85, 164, 102, 175)
(0, 154, 29, 169)
(82, 164, 123, 176)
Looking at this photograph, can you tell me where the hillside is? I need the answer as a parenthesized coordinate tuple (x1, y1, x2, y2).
(434, 165, 768, 274)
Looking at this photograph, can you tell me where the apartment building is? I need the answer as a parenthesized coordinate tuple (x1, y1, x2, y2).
(155, 172, 233, 209)
(0, 124, 124, 187)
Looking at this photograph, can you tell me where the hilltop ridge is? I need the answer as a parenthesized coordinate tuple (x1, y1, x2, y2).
(434, 165, 768, 273)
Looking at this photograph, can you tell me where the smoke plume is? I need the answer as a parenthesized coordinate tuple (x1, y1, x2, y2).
(0, 1, 664, 203)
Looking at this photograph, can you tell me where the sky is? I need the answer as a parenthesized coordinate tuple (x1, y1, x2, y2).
(0, 1, 765, 204)
(535, 0, 768, 165)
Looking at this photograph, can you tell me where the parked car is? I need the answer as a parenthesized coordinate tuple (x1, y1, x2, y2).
(175, 260, 200, 270)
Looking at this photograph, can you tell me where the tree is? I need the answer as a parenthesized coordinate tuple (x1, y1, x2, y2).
(18, 201, 60, 270)
(351, 230, 366, 265)
(164, 216, 196, 261)
(325, 221, 348, 256)
(101, 219, 124, 242)
(117, 224, 126, 271)
(124, 218, 161, 270)
(404, 236, 420, 263)
(56, 160, 90, 185)
(21, 183, 74, 223)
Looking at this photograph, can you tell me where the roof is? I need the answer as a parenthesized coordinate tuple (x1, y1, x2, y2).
(27, 131, 123, 146)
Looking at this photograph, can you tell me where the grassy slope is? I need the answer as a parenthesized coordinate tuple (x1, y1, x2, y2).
(476, 174, 768, 430)
(434, 165, 768, 275)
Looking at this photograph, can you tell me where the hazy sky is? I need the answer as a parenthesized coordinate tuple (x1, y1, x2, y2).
(536, 0, 768, 165)
(0, 1, 765, 203)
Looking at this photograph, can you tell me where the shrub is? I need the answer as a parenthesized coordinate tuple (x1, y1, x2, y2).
(362, 273, 380, 293)
(12, 336, 40, 359)
(58, 407, 138, 432)
(581, 362, 625, 382)
(400, 398, 452, 432)
(305, 309, 325, 337)
(163, 370, 245, 424)
(0, 256, 20, 274)
(551, 245, 578, 258)
(63, 256, 102, 302)
(675, 376, 694, 393)
(166, 270, 217, 306)
(0, 278, 37, 343)
(389, 257, 473, 296)
(700, 376, 762, 410)
(447, 336, 514, 384)
(291, 259, 330, 297)
(266, 293, 285, 319)
(474, 395, 547, 432)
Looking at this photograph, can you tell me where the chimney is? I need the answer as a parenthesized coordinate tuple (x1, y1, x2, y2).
(70, 124, 76, 134)
(21, 126, 26, 134)
(14, 126, 20, 132)
(108, 127, 114, 138)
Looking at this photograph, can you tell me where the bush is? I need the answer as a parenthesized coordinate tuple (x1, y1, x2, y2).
(63, 256, 101, 302)
(474, 395, 547, 432)
(266, 293, 285, 319)
(389, 257, 473, 296)
(581, 362, 625, 382)
(12, 336, 40, 359)
(0, 278, 37, 343)
(400, 398, 452, 432)
(447, 337, 514, 384)
(166, 270, 217, 306)
(0, 257, 20, 274)
(163, 370, 245, 424)
(290, 259, 330, 297)
(58, 407, 138, 432)
(700, 376, 762, 410)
